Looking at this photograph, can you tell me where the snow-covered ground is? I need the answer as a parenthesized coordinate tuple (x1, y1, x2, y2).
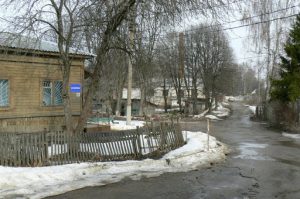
(194, 103, 230, 121)
(88, 119, 145, 131)
(110, 120, 145, 130)
(0, 131, 228, 199)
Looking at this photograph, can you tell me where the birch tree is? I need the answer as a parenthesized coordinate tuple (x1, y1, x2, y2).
(241, 0, 297, 101)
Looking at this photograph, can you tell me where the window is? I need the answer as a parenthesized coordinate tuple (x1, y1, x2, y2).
(0, 79, 9, 107)
(43, 80, 63, 106)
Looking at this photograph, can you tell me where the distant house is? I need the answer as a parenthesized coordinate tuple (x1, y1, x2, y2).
(0, 34, 92, 133)
(149, 86, 205, 107)
(120, 86, 206, 115)
(120, 88, 157, 116)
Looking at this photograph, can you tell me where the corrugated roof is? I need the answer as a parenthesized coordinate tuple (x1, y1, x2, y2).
(0, 32, 94, 57)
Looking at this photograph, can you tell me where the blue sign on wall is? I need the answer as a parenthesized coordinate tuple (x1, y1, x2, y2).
(70, 83, 81, 93)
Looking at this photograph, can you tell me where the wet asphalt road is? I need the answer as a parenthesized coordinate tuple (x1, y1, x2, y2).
(47, 102, 300, 199)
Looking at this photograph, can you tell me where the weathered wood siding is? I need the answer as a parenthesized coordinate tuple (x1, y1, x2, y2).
(0, 52, 85, 132)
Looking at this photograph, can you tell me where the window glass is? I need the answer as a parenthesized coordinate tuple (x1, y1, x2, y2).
(54, 81, 63, 105)
(0, 79, 9, 106)
(43, 80, 63, 106)
(43, 81, 52, 106)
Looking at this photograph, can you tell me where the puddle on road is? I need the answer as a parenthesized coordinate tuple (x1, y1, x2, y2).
(240, 116, 253, 128)
(234, 142, 274, 161)
(274, 158, 300, 167)
(277, 140, 300, 148)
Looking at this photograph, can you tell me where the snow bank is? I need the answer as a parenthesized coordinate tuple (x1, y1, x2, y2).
(282, 132, 300, 139)
(0, 132, 228, 199)
(205, 115, 222, 120)
(193, 109, 209, 119)
(245, 105, 256, 114)
(194, 104, 230, 120)
(225, 96, 244, 102)
(212, 104, 230, 118)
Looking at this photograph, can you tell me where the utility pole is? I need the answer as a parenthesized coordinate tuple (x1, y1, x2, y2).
(126, 4, 136, 125)
(178, 32, 185, 112)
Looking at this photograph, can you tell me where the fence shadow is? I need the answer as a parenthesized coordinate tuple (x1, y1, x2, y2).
(0, 123, 185, 167)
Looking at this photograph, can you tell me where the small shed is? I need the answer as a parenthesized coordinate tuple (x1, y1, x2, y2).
(0, 35, 92, 133)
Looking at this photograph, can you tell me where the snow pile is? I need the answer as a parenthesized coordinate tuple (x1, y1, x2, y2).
(282, 132, 300, 139)
(205, 114, 222, 120)
(0, 131, 228, 199)
(245, 105, 256, 114)
(110, 120, 145, 130)
(212, 104, 230, 118)
(222, 101, 230, 107)
(193, 109, 209, 119)
(225, 96, 244, 102)
(194, 104, 230, 120)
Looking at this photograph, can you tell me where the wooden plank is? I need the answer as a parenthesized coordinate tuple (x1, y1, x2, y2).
(97, 134, 106, 159)
(92, 134, 98, 160)
(20, 134, 24, 166)
(74, 134, 79, 163)
(110, 135, 117, 160)
(83, 133, 89, 161)
(136, 128, 142, 157)
(0, 134, 3, 166)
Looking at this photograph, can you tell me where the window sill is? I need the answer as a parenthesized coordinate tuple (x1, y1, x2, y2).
(0, 106, 10, 111)
(41, 105, 64, 108)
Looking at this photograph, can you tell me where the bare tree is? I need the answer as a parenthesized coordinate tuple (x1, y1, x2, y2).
(185, 24, 233, 111)
(1, 0, 237, 132)
(241, 0, 297, 101)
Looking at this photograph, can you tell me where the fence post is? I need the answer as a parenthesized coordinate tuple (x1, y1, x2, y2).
(160, 123, 166, 151)
(135, 127, 142, 159)
(43, 130, 49, 165)
(207, 119, 210, 151)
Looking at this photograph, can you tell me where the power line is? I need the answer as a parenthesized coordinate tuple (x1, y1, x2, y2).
(154, 12, 298, 52)
(149, 0, 246, 15)
(154, 3, 300, 41)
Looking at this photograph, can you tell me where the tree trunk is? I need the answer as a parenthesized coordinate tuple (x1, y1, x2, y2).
(75, 0, 137, 134)
(163, 78, 168, 113)
(192, 78, 198, 115)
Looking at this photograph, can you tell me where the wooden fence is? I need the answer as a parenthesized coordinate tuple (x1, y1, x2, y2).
(0, 123, 184, 167)
(255, 105, 265, 120)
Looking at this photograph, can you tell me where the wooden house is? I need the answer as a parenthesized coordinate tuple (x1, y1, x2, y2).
(0, 35, 92, 133)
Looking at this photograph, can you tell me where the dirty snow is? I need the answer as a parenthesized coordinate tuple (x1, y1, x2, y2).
(194, 103, 230, 120)
(205, 115, 222, 120)
(282, 132, 300, 139)
(245, 105, 256, 114)
(212, 104, 230, 118)
(0, 131, 227, 199)
(225, 96, 244, 102)
(193, 109, 209, 119)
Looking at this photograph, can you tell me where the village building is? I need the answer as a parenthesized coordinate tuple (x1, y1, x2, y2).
(120, 85, 206, 115)
(0, 35, 92, 133)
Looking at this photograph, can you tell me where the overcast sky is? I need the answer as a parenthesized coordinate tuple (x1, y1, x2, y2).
(0, 1, 299, 73)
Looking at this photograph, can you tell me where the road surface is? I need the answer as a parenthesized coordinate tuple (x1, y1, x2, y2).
(47, 102, 300, 199)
